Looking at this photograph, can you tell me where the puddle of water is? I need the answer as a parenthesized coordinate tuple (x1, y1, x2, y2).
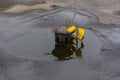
(59, 11, 91, 24)
(6, 28, 102, 60)
(41, 10, 98, 28)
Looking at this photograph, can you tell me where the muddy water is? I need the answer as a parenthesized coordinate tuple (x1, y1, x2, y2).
(6, 28, 102, 60)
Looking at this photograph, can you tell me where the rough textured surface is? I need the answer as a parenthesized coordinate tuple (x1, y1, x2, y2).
(0, 0, 119, 24)
(55, 0, 120, 24)
(0, 3, 120, 80)
(0, 0, 45, 7)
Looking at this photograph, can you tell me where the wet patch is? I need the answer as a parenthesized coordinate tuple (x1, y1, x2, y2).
(0, 6, 120, 80)
(6, 28, 102, 60)
(0, 8, 99, 45)
(99, 28, 120, 57)
(32, 9, 99, 28)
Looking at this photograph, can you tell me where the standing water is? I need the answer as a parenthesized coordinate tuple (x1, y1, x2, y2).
(6, 28, 102, 60)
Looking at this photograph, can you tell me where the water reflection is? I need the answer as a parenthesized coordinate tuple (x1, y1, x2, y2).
(75, 41, 84, 58)
(6, 28, 102, 60)
(52, 41, 84, 60)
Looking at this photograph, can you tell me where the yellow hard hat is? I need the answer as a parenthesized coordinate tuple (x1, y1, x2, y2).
(67, 25, 77, 33)
(76, 28, 85, 41)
